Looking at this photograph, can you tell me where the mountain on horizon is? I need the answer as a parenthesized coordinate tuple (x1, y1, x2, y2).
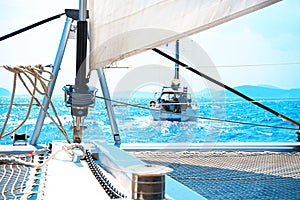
(112, 85, 300, 99)
(198, 85, 300, 99)
(0, 88, 11, 96)
(256, 84, 280, 89)
(2, 85, 299, 99)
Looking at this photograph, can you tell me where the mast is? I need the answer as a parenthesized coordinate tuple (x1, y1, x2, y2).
(171, 40, 180, 89)
(62, 0, 97, 144)
(75, 0, 88, 92)
(69, 0, 91, 143)
(174, 40, 179, 80)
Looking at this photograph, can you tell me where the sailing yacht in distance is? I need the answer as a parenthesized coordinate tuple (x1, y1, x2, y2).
(149, 40, 197, 121)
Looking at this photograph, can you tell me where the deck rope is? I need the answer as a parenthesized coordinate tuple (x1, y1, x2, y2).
(1, 144, 127, 199)
(0, 151, 47, 199)
(0, 144, 78, 169)
(0, 65, 70, 143)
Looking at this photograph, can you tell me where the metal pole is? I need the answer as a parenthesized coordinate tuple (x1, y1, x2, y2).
(96, 68, 121, 145)
(30, 17, 73, 145)
(174, 40, 179, 80)
(69, 0, 89, 143)
(75, 0, 88, 91)
(79, 0, 87, 21)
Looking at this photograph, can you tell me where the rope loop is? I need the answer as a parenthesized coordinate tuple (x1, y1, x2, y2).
(0, 64, 70, 143)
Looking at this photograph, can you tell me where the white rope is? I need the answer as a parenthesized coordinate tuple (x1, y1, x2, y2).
(20, 165, 29, 196)
(0, 164, 7, 199)
(2, 165, 14, 199)
(1, 64, 70, 143)
(0, 144, 85, 169)
(10, 164, 22, 200)
(0, 144, 85, 199)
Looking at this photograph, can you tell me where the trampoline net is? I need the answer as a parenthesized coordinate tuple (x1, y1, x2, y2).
(129, 151, 300, 200)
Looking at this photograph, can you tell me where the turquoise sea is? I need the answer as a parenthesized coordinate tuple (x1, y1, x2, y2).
(0, 95, 300, 145)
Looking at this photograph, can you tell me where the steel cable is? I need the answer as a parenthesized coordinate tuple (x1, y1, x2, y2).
(96, 95, 299, 131)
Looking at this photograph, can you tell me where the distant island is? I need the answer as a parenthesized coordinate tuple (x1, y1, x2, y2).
(199, 85, 300, 99)
(112, 85, 300, 99)
(0, 88, 11, 96)
(1, 85, 300, 99)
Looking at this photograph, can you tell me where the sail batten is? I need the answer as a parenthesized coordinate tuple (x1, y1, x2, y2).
(89, 0, 281, 69)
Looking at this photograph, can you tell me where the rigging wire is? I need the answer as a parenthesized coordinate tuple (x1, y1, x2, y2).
(0, 104, 39, 106)
(111, 99, 300, 106)
(187, 62, 300, 68)
(95, 96, 298, 131)
(0, 13, 65, 42)
(193, 98, 300, 105)
(104, 61, 300, 69)
(152, 48, 300, 129)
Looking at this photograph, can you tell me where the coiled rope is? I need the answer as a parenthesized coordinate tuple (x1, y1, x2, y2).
(0, 65, 70, 143)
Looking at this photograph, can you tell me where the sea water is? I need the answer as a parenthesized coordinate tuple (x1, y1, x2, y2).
(0, 95, 299, 145)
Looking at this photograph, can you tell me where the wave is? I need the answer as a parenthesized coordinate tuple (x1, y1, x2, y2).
(0, 96, 300, 144)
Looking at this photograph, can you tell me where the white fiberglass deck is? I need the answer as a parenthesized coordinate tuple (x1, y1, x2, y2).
(41, 142, 112, 200)
(1, 141, 300, 199)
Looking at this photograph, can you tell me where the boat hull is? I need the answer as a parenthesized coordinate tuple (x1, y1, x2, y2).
(150, 107, 195, 122)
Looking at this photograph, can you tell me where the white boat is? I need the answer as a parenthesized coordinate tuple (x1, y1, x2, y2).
(150, 85, 197, 122)
(149, 40, 197, 122)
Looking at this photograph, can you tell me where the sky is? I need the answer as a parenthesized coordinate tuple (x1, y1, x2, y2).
(0, 0, 299, 95)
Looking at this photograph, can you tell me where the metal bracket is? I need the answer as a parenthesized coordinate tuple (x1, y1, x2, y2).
(65, 9, 89, 20)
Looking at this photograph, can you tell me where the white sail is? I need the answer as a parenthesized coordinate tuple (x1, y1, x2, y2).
(89, 0, 281, 70)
